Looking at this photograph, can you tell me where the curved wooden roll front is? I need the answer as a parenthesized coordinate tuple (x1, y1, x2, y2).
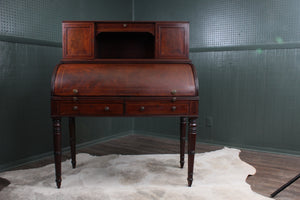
(52, 63, 198, 97)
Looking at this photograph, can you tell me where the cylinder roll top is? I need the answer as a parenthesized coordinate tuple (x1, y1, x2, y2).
(53, 63, 197, 97)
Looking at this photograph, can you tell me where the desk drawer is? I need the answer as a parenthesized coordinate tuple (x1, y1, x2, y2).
(59, 103, 123, 116)
(96, 23, 155, 34)
(126, 102, 189, 115)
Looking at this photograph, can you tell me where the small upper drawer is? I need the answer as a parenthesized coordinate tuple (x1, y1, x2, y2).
(126, 102, 189, 116)
(59, 103, 123, 116)
(96, 23, 155, 35)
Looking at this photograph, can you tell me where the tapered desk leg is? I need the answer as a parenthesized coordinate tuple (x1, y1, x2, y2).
(187, 117, 197, 187)
(180, 117, 187, 168)
(69, 117, 76, 168)
(53, 117, 62, 188)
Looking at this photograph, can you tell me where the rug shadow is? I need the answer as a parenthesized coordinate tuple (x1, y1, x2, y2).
(0, 177, 10, 191)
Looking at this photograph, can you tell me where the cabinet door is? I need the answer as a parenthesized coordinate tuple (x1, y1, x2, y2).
(156, 23, 189, 59)
(63, 22, 94, 59)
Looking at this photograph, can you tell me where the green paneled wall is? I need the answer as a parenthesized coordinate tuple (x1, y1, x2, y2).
(0, 42, 61, 165)
(0, 0, 133, 171)
(134, 0, 300, 155)
(190, 50, 300, 153)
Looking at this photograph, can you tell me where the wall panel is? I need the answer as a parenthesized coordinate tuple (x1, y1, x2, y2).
(134, 0, 300, 154)
(0, 0, 133, 170)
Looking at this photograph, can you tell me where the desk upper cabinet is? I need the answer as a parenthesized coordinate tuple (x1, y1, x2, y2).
(62, 21, 189, 60)
(62, 22, 94, 59)
(155, 22, 189, 59)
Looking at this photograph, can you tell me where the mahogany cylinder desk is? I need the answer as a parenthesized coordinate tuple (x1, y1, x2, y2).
(51, 21, 199, 188)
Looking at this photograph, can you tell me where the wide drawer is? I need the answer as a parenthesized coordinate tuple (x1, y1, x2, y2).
(96, 23, 155, 35)
(59, 103, 123, 116)
(126, 102, 189, 115)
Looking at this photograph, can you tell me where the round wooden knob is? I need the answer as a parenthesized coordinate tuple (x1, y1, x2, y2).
(73, 89, 78, 94)
(73, 106, 78, 111)
(104, 106, 110, 111)
(171, 90, 177, 95)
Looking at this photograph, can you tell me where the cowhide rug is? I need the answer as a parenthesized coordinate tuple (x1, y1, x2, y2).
(0, 148, 272, 200)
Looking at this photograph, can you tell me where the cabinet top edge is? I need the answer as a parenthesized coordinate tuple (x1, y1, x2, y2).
(60, 59, 192, 64)
(62, 21, 190, 24)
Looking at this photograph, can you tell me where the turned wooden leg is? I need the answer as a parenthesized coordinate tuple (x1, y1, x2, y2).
(180, 117, 187, 168)
(69, 117, 76, 168)
(53, 117, 62, 188)
(187, 117, 197, 187)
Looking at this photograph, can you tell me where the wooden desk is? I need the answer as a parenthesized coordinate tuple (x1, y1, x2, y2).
(51, 21, 199, 188)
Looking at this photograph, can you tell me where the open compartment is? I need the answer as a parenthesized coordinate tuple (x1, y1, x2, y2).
(95, 32, 155, 59)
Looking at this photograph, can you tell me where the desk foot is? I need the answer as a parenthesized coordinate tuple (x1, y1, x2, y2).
(69, 117, 76, 169)
(53, 117, 62, 189)
(180, 161, 184, 169)
(187, 117, 197, 187)
(187, 176, 193, 187)
(180, 117, 187, 168)
(56, 178, 61, 189)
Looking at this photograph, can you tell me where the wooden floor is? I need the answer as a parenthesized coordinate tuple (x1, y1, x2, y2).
(1, 134, 299, 199)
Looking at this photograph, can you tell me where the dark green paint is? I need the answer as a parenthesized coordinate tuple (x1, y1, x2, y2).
(135, 0, 300, 47)
(134, 0, 300, 155)
(0, 0, 133, 171)
(0, 35, 61, 47)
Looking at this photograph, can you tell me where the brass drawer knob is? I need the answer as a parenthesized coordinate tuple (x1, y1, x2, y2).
(73, 106, 78, 111)
(73, 97, 78, 101)
(72, 89, 78, 94)
(171, 106, 177, 111)
(171, 90, 177, 95)
(140, 106, 145, 111)
(123, 23, 127, 28)
(172, 97, 177, 102)
(104, 106, 110, 111)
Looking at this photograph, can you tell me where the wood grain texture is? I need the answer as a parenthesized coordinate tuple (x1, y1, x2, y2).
(53, 63, 196, 97)
(52, 118, 62, 189)
(68, 117, 76, 169)
(63, 22, 94, 59)
(96, 22, 155, 35)
(52, 21, 198, 188)
(58, 102, 123, 116)
(62, 21, 189, 60)
(51, 99, 199, 117)
(180, 117, 188, 168)
(156, 23, 189, 59)
(187, 117, 197, 186)
(126, 102, 189, 115)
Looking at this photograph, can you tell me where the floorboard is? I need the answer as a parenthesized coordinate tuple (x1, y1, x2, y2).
(0, 134, 299, 200)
